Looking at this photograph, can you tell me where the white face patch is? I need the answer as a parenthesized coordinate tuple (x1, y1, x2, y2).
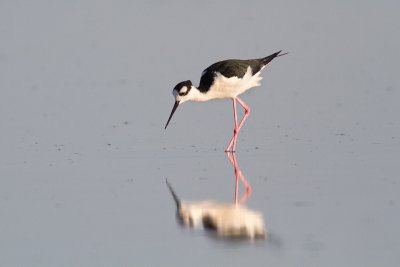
(179, 86, 188, 95)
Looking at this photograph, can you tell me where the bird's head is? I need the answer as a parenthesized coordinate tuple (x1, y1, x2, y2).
(173, 80, 193, 103)
(165, 80, 193, 129)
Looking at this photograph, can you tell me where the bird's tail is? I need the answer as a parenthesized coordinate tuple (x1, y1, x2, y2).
(261, 51, 288, 65)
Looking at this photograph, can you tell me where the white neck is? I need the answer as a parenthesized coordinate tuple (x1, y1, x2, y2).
(187, 86, 212, 102)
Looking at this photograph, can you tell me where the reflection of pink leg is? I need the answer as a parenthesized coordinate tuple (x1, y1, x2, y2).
(225, 152, 252, 206)
(232, 152, 251, 204)
(239, 170, 252, 204)
(225, 97, 250, 152)
(225, 152, 238, 204)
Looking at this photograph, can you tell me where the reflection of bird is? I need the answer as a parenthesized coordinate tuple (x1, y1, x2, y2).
(165, 51, 287, 152)
(165, 179, 265, 239)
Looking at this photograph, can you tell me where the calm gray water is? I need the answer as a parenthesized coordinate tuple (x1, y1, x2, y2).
(1, 1, 399, 266)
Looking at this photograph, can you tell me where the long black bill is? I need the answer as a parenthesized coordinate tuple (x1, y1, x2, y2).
(165, 101, 180, 129)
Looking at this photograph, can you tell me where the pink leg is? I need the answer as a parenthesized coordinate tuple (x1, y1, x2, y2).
(225, 97, 251, 152)
(225, 98, 238, 152)
(235, 97, 251, 132)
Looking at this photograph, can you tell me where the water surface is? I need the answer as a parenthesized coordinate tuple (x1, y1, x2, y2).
(0, 1, 399, 266)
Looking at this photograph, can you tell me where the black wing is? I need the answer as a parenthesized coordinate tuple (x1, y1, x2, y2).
(198, 51, 282, 92)
(198, 59, 259, 92)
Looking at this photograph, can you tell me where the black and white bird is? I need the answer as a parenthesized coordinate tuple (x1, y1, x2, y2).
(165, 51, 287, 152)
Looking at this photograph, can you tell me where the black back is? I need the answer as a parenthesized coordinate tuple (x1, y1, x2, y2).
(198, 51, 282, 92)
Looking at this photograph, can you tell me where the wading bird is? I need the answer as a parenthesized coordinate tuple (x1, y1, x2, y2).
(165, 51, 287, 152)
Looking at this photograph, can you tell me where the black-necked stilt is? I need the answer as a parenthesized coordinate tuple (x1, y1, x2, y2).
(165, 51, 287, 152)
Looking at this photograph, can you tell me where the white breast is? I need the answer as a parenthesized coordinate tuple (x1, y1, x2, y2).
(208, 66, 263, 99)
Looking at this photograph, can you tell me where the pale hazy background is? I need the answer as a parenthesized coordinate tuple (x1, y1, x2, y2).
(0, 1, 399, 266)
